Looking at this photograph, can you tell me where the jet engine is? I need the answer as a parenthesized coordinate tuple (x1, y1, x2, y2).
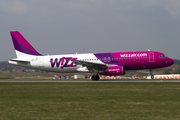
(100, 66, 125, 76)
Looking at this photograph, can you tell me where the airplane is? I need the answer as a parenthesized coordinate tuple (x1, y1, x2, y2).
(8, 31, 174, 80)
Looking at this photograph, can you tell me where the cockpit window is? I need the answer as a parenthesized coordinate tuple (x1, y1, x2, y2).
(159, 54, 167, 58)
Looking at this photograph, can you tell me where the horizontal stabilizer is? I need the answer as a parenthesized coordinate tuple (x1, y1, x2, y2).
(9, 59, 30, 63)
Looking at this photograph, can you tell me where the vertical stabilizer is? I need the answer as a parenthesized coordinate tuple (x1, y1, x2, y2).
(10, 31, 42, 58)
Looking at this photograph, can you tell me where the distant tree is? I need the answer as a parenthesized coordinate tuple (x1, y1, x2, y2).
(172, 69, 180, 74)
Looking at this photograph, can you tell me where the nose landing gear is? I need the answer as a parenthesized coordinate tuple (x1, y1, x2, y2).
(150, 69, 154, 79)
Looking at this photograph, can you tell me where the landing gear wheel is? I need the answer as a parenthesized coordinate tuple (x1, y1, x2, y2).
(151, 75, 154, 79)
(150, 69, 154, 79)
(91, 75, 100, 81)
(95, 75, 100, 80)
(91, 75, 95, 80)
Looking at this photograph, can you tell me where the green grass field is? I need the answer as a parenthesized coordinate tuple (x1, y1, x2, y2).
(0, 82, 180, 120)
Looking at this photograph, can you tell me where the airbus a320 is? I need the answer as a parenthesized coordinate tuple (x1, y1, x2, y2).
(8, 31, 174, 80)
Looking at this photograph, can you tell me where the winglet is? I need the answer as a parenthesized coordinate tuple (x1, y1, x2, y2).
(10, 31, 42, 58)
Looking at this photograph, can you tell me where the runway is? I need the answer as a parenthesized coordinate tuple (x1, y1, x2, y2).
(0, 79, 180, 82)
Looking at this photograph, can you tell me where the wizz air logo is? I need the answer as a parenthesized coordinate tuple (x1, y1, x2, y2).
(50, 57, 77, 69)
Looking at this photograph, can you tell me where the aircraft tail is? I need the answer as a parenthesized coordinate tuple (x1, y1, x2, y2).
(10, 31, 42, 58)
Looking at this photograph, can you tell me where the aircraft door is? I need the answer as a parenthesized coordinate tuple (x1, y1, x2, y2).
(149, 52, 154, 62)
(39, 57, 44, 67)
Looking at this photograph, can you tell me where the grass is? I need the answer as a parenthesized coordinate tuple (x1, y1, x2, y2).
(0, 75, 13, 79)
(0, 82, 180, 120)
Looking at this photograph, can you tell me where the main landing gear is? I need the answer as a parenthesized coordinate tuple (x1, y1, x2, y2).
(91, 74, 100, 81)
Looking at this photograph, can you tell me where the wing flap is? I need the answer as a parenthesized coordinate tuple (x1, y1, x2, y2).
(70, 59, 108, 71)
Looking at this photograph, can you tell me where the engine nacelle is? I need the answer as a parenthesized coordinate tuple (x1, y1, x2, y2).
(100, 66, 125, 76)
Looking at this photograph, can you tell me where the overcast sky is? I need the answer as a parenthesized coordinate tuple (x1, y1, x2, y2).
(0, 0, 180, 61)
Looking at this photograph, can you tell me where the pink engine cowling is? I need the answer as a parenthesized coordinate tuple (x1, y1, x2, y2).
(101, 66, 125, 76)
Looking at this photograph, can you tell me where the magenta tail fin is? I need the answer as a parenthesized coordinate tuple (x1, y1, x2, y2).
(10, 31, 42, 58)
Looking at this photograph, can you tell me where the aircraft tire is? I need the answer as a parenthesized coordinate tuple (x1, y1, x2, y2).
(91, 75, 99, 81)
(91, 75, 95, 80)
(96, 75, 100, 80)
(151, 75, 154, 79)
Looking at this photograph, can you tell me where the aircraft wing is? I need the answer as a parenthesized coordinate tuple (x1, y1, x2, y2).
(70, 59, 109, 71)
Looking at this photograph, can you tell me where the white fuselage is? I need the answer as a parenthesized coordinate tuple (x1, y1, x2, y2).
(9, 53, 104, 73)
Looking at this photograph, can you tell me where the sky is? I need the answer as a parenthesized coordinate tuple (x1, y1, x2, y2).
(0, 0, 180, 61)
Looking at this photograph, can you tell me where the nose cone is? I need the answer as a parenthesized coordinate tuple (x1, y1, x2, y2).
(166, 58, 174, 66)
